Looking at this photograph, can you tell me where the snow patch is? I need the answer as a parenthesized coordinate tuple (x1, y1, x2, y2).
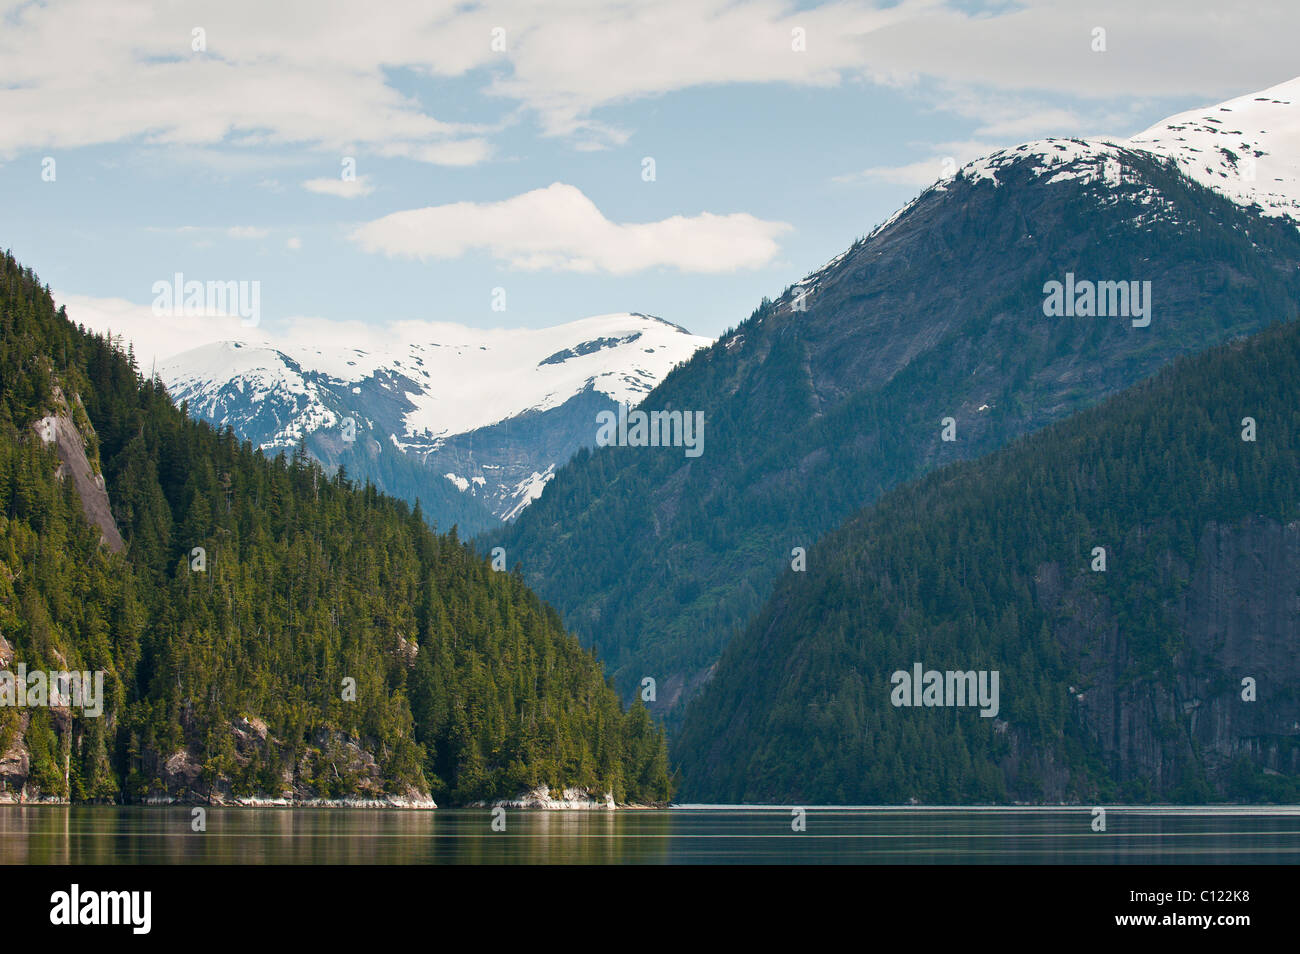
(503, 465, 555, 520)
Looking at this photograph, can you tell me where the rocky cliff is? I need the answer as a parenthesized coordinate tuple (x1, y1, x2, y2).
(1042, 516, 1300, 797)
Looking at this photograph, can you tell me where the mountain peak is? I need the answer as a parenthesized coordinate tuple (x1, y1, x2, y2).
(955, 76, 1300, 221)
(1126, 75, 1300, 220)
(153, 309, 710, 531)
(788, 77, 1300, 310)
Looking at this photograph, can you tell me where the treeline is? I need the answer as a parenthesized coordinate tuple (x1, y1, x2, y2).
(0, 250, 670, 805)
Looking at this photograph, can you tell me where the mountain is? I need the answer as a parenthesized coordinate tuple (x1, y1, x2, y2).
(148, 313, 709, 537)
(489, 79, 1300, 721)
(1124, 76, 1300, 220)
(0, 251, 671, 806)
(158, 313, 707, 536)
(675, 318, 1300, 804)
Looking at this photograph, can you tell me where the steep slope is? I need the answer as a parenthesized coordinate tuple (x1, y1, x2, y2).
(491, 87, 1300, 720)
(0, 251, 670, 806)
(151, 313, 709, 535)
(675, 319, 1300, 804)
(31, 395, 123, 553)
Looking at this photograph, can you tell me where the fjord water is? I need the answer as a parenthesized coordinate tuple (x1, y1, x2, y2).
(2, 807, 1298, 865)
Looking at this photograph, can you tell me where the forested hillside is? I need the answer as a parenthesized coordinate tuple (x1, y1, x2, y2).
(0, 251, 670, 806)
(489, 147, 1300, 721)
(676, 318, 1300, 804)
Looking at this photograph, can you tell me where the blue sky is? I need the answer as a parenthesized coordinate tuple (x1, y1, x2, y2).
(3, 0, 1299, 346)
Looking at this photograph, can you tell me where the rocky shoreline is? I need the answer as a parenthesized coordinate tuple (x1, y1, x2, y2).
(0, 785, 665, 810)
(143, 793, 439, 809)
(470, 786, 617, 810)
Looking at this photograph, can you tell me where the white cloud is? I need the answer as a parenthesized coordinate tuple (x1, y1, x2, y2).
(56, 292, 272, 373)
(485, 0, 927, 141)
(303, 176, 376, 198)
(0, 0, 489, 163)
(147, 224, 274, 241)
(287, 237, 302, 250)
(349, 183, 792, 274)
(61, 294, 702, 373)
(851, 2, 1298, 103)
(830, 90, 1137, 189)
(839, 157, 958, 188)
(4, 2, 1299, 164)
(835, 139, 999, 186)
(377, 139, 495, 166)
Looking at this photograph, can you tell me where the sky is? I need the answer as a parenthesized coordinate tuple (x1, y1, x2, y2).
(3, 0, 1299, 352)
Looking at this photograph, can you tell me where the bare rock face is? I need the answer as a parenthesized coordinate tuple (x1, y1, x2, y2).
(1043, 516, 1300, 797)
(474, 785, 617, 810)
(158, 750, 203, 795)
(0, 711, 31, 802)
(142, 720, 435, 808)
(1176, 519, 1300, 772)
(32, 412, 124, 553)
(0, 631, 29, 800)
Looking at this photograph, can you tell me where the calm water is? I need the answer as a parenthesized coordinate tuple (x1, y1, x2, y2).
(2, 805, 1298, 864)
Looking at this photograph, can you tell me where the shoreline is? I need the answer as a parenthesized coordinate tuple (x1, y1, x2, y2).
(0, 798, 1294, 812)
(0, 790, 669, 810)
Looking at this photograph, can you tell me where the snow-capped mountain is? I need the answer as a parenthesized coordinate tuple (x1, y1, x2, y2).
(1126, 76, 1300, 220)
(75, 77, 1300, 539)
(789, 78, 1300, 312)
(950, 75, 1300, 222)
(157, 312, 710, 533)
(494, 76, 1300, 715)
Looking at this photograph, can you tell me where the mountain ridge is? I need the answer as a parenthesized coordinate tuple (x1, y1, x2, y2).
(490, 78, 1300, 722)
(73, 309, 710, 535)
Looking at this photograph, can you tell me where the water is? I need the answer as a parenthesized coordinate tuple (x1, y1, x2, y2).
(3, 805, 1298, 864)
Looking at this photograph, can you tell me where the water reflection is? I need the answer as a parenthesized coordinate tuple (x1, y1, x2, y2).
(1, 806, 1298, 865)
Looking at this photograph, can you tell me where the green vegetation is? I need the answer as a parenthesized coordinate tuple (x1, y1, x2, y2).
(489, 152, 1300, 722)
(0, 251, 670, 805)
(675, 318, 1300, 804)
